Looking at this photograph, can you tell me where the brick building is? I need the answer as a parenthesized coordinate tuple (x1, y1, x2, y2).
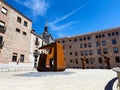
(56, 27, 120, 69)
(0, 0, 33, 64)
(0, 0, 50, 71)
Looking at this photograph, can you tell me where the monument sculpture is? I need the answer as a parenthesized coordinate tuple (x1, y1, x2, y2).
(102, 55, 110, 69)
(80, 56, 87, 69)
(37, 42, 66, 71)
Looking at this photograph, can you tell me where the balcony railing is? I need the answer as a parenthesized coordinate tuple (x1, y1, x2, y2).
(0, 25, 6, 33)
(0, 42, 4, 49)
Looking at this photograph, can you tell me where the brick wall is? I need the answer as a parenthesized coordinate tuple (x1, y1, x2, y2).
(56, 27, 120, 69)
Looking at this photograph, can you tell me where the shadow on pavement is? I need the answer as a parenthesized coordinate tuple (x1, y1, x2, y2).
(104, 77, 118, 90)
(14, 71, 75, 77)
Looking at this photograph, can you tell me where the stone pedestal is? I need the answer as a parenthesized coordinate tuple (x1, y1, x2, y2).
(112, 67, 120, 89)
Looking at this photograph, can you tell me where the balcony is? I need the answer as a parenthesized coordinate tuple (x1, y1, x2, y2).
(0, 42, 4, 49)
(35, 41, 39, 45)
(0, 25, 6, 33)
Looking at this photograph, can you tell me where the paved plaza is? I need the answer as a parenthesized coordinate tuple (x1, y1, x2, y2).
(0, 69, 118, 90)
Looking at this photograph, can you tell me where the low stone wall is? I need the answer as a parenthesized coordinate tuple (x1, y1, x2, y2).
(0, 62, 34, 72)
(112, 67, 120, 90)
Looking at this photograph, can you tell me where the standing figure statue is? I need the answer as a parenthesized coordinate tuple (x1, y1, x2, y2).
(102, 55, 110, 69)
(80, 56, 87, 69)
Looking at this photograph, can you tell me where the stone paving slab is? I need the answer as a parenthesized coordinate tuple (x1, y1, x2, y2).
(0, 69, 118, 90)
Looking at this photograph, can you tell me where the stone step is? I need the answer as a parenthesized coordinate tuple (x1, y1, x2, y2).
(0, 62, 35, 72)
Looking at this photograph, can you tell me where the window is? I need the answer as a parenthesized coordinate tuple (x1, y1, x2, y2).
(102, 34, 105, 37)
(20, 54, 24, 62)
(81, 51, 84, 56)
(102, 41, 106, 46)
(114, 47, 118, 53)
(86, 59, 89, 64)
(74, 39, 77, 42)
(88, 43, 92, 47)
(108, 33, 111, 36)
(87, 36, 91, 40)
(69, 45, 72, 49)
(89, 50, 92, 55)
(99, 35, 101, 38)
(75, 51, 77, 56)
(17, 17, 21, 23)
(112, 32, 115, 36)
(85, 50, 88, 55)
(80, 38, 82, 41)
(57, 41, 60, 43)
(23, 32, 27, 35)
(115, 56, 120, 63)
(80, 44, 82, 48)
(98, 57, 102, 63)
(75, 59, 78, 64)
(16, 28, 20, 33)
(116, 32, 119, 35)
(69, 39, 71, 42)
(90, 58, 95, 64)
(83, 37, 86, 40)
(0, 21, 5, 29)
(103, 48, 108, 54)
(96, 42, 100, 46)
(84, 44, 87, 48)
(12, 53, 17, 62)
(97, 49, 101, 54)
(36, 38, 38, 42)
(62, 40, 65, 43)
(24, 21, 28, 27)
(70, 52, 72, 55)
(0, 36, 3, 45)
(96, 35, 98, 38)
(70, 59, 72, 63)
(1, 7, 8, 15)
(35, 38, 39, 45)
(112, 39, 117, 44)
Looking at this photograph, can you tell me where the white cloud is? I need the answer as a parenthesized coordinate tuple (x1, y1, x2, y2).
(48, 6, 84, 31)
(50, 21, 79, 30)
(13, 0, 49, 16)
(50, 6, 84, 25)
(57, 32, 67, 38)
(56, 31, 71, 38)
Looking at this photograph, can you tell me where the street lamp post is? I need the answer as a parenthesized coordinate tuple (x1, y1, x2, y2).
(33, 49, 40, 68)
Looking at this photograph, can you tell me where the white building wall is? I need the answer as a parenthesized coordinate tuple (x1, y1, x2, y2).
(30, 32, 48, 68)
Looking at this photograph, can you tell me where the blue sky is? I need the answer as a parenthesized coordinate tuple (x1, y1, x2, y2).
(5, 0, 120, 39)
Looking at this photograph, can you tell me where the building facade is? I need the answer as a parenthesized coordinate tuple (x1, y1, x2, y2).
(56, 27, 120, 69)
(0, 0, 33, 64)
(30, 30, 48, 67)
(0, 0, 54, 71)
